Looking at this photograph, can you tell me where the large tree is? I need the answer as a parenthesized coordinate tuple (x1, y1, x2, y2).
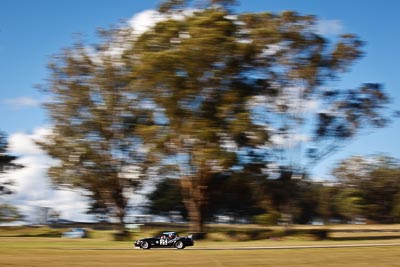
(39, 38, 149, 231)
(126, 1, 389, 232)
(41, 0, 391, 233)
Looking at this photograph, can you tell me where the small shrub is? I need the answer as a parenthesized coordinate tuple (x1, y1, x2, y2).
(253, 212, 280, 225)
(207, 232, 231, 241)
(191, 232, 207, 240)
(309, 229, 329, 240)
(113, 231, 131, 241)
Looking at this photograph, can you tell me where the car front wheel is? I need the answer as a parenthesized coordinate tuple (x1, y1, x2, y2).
(141, 241, 150, 249)
(175, 241, 185, 249)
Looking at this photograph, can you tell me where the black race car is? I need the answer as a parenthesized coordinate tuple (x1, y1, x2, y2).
(134, 231, 194, 249)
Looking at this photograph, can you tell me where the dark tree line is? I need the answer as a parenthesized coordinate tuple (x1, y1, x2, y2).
(147, 154, 400, 225)
(0, 131, 24, 195)
(0, 131, 23, 222)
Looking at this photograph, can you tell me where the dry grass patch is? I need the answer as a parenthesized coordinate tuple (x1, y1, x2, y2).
(1, 246, 400, 267)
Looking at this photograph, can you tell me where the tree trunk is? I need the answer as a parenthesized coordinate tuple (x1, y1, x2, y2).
(187, 198, 204, 233)
(116, 207, 126, 233)
(180, 177, 206, 234)
(109, 184, 127, 234)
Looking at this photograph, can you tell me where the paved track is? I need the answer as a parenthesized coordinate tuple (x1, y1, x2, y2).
(57, 243, 400, 251)
(188, 243, 400, 250)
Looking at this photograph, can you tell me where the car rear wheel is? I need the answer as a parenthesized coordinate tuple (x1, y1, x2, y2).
(141, 241, 150, 249)
(175, 241, 185, 249)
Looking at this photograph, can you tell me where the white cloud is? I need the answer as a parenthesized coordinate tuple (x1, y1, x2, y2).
(262, 43, 283, 56)
(8, 131, 45, 156)
(315, 19, 343, 36)
(88, 8, 198, 66)
(2, 127, 93, 222)
(3, 97, 40, 109)
(270, 133, 310, 148)
(88, 9, 166, 65)
(129, 10, 165, 36)
(302, 98, 321, 113)
(128, 9, 197, 36)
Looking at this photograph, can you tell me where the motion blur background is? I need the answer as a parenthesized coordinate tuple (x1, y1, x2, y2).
(1, 0, 400, 232)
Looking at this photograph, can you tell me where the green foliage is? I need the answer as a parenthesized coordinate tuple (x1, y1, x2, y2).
(333, 155, 400, 223)
(335, 189, 364, 222)
(208, 174, 262, 221)
(147, 178, 187, 219)
(112, 231, 132, 241)
(0, 131, 23, 196)
(158, 0, 187, 13)
(252, 212, 280, 225)
(0, 204, 23, 223)
(39, 40, 147, 229)
(0, 132, 23, 227)
(147, 174, 261, 222)
(0, 132, 23, 223)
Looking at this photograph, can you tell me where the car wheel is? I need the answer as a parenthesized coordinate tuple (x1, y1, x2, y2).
(141, 241, 150, 249)
(175, 241, 185, 249)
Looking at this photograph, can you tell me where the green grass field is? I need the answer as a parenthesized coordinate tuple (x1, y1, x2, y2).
(1, 225, 400, 266)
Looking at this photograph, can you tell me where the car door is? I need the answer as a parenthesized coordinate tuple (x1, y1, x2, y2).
(159, 235, 169, 246)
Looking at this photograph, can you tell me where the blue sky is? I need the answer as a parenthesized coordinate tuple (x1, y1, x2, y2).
(1, 0, 399, 181)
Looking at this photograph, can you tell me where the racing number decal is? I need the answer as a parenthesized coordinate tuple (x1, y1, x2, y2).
(160, 239, 168, 245)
